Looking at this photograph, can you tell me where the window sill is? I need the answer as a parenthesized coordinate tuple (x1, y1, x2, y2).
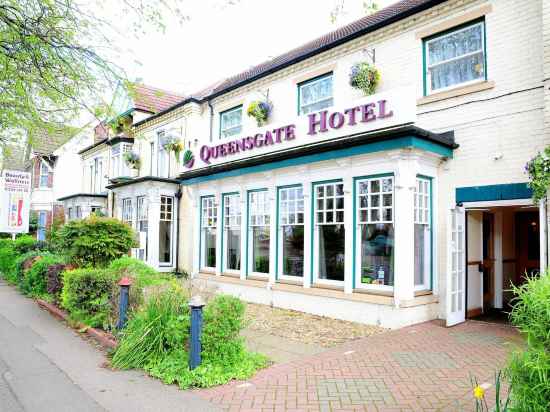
(417, 80, 495, 106)
(221, 272, 240, 279)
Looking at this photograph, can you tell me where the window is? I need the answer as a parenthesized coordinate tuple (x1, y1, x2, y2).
(136, 196, 148, 261)
(111, 144, 132, 178)
(91, 206, 102, 216)
(37, 211, 47, 241)
(248, 190, 270, 275)
(298, 73, 333, 115)
(159, 196, 173, 265)
(157, 132, 170, 178)
(278, 186, 304, 278)
(424, 20, 486, 94)
(39, 161, 49, 187)
(356, 176, 394, 289)
(219, 106, 242, 139)
(67, 207, 73, 221)
(222, 193, 241, 272)
(414, 177, 431, 290)
(122, 198, 133, 226)
(201, 197, 217, 269)
(149, 141, 155, 175)
(75, 206, 82, 219)
(314, 182, 345, 283)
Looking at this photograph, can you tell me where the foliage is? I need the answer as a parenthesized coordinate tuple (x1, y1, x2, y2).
(61, 268, 116, 328)
(57, 215, 137, 268)
(46, 263, 69, 303)
(246, 100, 271, 126)
(112, 290, 268, 389)
(471, 371, 510, 412)
(108, 256, 170, 287)
(21, 254, 65, 297)
(349, 62, 380, 95)
(163, 139, 184, 158)
(182, 150, 194, 168)
(46, 209, 66, 253)
(123, 151, 141, 169)
(12, 250, 45, 286)
(330, 0, 378, 24)
(0, 239, 17, 280)
(506, 273, 550, 411)
(13, 235, 40, 254)
(525, 148, 550, 202)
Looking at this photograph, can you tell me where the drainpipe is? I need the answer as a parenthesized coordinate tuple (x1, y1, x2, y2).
(208, 100, 214, 142)
(111, 192, 115, 218)
(175, 186, 182, 276)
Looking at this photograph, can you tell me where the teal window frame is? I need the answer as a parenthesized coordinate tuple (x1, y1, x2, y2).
(352, 173, 395, 291)
(297, 72, 334, 116)
(415, 175, 434, 290)
(199, 195, 217, 270)
(422, 18, 487, 96)
(220, 191, 241, 273)
(246, 188, 270, 277)
(275, 183, 304, 280)
(219, 105, 243, 139)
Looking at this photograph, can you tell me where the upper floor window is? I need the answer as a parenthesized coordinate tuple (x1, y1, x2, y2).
(157, 131, 170, 178)
(219, 106, 242, 139)
(424, 20, 486, 95)
(39, 161, 49, 188)
(111, 143, 132, 178)
(298, 73, 333, 115)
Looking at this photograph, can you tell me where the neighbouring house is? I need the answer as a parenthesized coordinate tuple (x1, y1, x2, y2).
(57, 0, 550, 329)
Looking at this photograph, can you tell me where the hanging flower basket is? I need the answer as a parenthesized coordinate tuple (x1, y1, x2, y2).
(247, 100, 271, 127)
(349, 62, 380, 95)
(163, 139, 185, 159)
(123, 151, 140, 170)
(183, 149, 195, 168)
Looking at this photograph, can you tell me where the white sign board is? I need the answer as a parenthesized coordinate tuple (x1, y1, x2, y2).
(0, 170, 31, 234)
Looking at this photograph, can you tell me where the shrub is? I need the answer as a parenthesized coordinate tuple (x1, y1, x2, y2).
(13, 251, 46, 286)
(57, 216, 138, 268)
(506, 274, 550, 411)
(21, 254, 65, 297)
(108, 256, 166, 287)
(13, 235, 42, 254)
(61, 268, 116, 328)
(46, 263, 68, 303)
(0, 239, 17, 281)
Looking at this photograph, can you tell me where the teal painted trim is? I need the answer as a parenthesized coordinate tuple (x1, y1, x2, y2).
(199, 195, 215, 269)
(246, 188, 268, 277)
(219, 105, 243, 140)
(416, 174, 434, 291)
(275, 183, 303, 280)
(180, 137, 453, 186)
(312, 178, 343, 185)
(220, 191, 240, 273)
(422, 36, 427, 97)
(297, 72, 333, 116)
(352, 173, 395, 289)
(456, 183, 532, 203)
(483, 19, 488, 82)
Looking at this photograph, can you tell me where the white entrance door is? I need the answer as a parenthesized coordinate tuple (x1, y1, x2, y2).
(446, 206, 466, 326)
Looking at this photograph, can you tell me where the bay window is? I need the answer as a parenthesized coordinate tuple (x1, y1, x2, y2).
(136, 196, 148, 261)
(278, 186, 304, 279)
(424, 20, 486, 94)
(111, 143, 132, 178)
(356, 176, 394, 290)
(201, 196, 217, 269)
(298, 73, 333, 115)
(314, 181, 345, 283)
(223, 193, 241, 272)
(414, 177, 432, 290)
(248, 190, 270, 275)
(159, 196, 173, 265)
(220, 106, 242, 139)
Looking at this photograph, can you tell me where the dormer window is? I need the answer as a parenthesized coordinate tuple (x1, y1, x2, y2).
(219, 106, 242, 139)
(39, 161, 49, 188)
(298, 73, 333, 115)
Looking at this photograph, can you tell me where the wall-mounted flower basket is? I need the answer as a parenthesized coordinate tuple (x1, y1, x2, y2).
(247, 100, 271, 127)
(183, 149, 195, 168)
(349, 62, 380, 96)
(163, 139, 184, 159)
(123, 151, 140, 170)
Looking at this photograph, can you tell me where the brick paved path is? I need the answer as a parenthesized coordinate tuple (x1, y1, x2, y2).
(196, 321, 521, 412)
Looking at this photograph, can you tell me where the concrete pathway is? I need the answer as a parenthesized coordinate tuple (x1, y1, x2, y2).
(198, 320, 522, 411)
(0, 279, 220, 412)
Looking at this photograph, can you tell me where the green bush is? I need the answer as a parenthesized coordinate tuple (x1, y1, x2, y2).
(506, 274, 550, 411)
(0, 239, 17, 281)
(61, 268, 116, 328)
(12, 251, 46, 286)
(21, 254, 65, 297)
(13, 235, 41, 254)
(57, 216, 138, 268)
(108, 256, 170, 287)
(112, 290, 267, 389)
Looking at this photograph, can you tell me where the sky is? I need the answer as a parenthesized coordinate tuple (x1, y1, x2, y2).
(101, 0, 398, 96)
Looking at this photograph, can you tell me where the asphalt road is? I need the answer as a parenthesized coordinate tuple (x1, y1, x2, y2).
(0, 279, 220, 412)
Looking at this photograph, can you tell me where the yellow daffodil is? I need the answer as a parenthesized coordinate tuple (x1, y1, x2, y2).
(473, 385, 485, 399)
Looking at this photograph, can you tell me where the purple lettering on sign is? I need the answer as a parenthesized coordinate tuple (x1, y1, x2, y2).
(273, 127, 283, 143)
(253, 134, 264, 148)
(285, 124, 296, 140)
(307, 111, 328, 136)
(264, 131, 274, 146)
(344, 107, 360, 126)
(236, 138, 245, 152)
(378, 99, 394, 119)
(200, 146, 211, 164)
(329, 112, 345, 129)
(361, 103, 377, 123)
(245, 136, 254, 150)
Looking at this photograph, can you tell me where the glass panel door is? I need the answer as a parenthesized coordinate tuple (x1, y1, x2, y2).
(447, 206, 466, 326)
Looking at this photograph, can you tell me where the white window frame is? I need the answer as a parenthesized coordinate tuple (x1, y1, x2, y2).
(424, 21, 486, 95)
(157, 131, 170, 178)
(111, 143, 132, 178)
(248, 190, 270, 277)
(219, 106, 243, 139)
(136, 196, 148, 261)
(414, 177, 432, 291)
(277, 185, 305, 281)
(67, 207, 73, 221)
(313, 181, 345, 286)
(355, 175, 395, 292)
(298, 73, 334, 115)
(159, 195, 174, 266)
(222, 193, 241, 274)
(39, 160, 50, 188)
(200, 196, 217, 270)
(122, 198, 133, 226)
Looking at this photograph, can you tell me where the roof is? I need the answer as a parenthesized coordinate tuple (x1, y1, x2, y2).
(30, 127, 75, 156)
(134, 0, 447, 127)
(57, 193, 108, 201)
(106, 176, 180, 190)
(130, 84, 185, 114)
(77, 137, 108, 155)
(2, 145, 26, 171)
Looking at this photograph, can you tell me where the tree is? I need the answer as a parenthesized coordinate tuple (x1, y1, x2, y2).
(330, 0, 379, 24)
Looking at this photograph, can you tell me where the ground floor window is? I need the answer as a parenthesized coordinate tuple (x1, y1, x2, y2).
(248, 190, 270, 275)
(122, 198, 133, 226)
(414, 177, 431, 290)
(137, 196, 148, 261)
(37, 211, 47, 241)
(223, 193, 241, 272)
(314, 181, 345, 283)
(201, 196, 217, 269)
(356, 176, 394, 289)
(159, 196, 173, 265)
(278, 185, 304, 278)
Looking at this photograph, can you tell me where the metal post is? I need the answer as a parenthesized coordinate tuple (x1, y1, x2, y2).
(117, 277, 132, 329)
(189, 295, 205, 370)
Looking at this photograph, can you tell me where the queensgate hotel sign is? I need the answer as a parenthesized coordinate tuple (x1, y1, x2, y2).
(191, 88, 416, 170)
